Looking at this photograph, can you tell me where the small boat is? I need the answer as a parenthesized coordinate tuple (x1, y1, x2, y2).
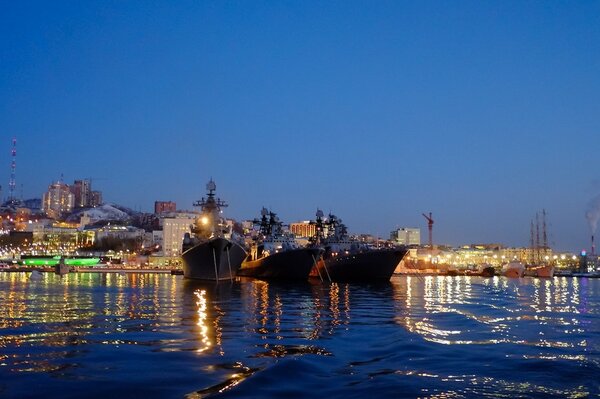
(237, 208, 321, 280)
(479, 265, 496, 277)
(525, 264, 555, 278)
(502, 261, 525, 278)
(181, 180, 247, 281)
(55, 256, 70, 275)
(308, 210, 407, 282)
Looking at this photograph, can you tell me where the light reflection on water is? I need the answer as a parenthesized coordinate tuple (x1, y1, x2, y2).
(0, 272, 598, 398)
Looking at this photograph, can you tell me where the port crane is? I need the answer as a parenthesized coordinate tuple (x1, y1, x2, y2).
(422, 212, 434, 249)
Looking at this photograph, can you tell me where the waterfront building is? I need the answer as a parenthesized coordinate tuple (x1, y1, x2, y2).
(27, 222, 94, 253)
(390, 227, 421, 246)
(162, 213, 195, 257)
(95, 225, 145, 242)
(290, 221, 316, 238)
(42, 181, 74, 219)
(154, 201, 177, 215)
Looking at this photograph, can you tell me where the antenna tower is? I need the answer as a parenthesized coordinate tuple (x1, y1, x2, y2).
(9, 137, 16, 201)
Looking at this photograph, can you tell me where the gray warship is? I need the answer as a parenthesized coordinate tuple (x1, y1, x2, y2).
(237, 208, 322, 280)
(308, 210, 407, 282)
(181, 180, 247, 281)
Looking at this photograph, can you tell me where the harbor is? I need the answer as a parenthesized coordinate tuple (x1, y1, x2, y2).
(1, 271, 598, 398)
(3, 179, 598, 284)
(2, 1, 600, 397)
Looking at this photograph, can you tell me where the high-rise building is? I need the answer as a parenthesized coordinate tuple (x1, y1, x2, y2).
(155, 201, 177, 215)
(71, 179, 91, 208)
(90, 191, 102, 207)
(290, 221, 316, 238)
(42, 181, 74, 219)
(390, 227, 421, 246)
(162, 213, 195, 257)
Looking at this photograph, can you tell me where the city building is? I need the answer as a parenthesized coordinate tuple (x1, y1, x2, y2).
(90, 191, 102, 207)
(71, 179, 91, 208)
(390, 227, 421, 245)
(23, 198, 42, 210)
(152, 230, 163, 249)
(290, 221, 316, 238)
(155, 201, 177, 215)
(42, 181, 74, 219)
(162, 213, 195, 257)
(95, 225, 145, 242)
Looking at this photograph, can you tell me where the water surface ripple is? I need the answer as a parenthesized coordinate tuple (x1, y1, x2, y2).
(0, 272, 598, 398)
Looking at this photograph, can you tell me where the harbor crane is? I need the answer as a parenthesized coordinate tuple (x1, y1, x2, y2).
(422, 212, 434, 249)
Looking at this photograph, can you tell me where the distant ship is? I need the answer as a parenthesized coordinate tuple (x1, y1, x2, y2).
(55, 256, 70, 275)
(308, 210, 407, 282)
(181, 180, 246, 281)
(237, 208, 321, 280)
(523, 209, 555, 278)
(524, 264, 555, 278)
(502, 261, 525, 278)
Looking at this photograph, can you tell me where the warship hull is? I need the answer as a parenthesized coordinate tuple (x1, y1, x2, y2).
(310, 249, 407, 282)
(182, 238, 246, 281)
(237, 248, 321, 280)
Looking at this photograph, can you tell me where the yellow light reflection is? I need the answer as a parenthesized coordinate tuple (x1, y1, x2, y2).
(194, 289, 211, 353)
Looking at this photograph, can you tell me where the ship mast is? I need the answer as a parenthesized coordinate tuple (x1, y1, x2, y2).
(192, 179, 228, 238)
(309, 209, 326, 245)
(530, 219, 535, 264)
(535, 212, 540, 264)
(542, 209, 548, 262)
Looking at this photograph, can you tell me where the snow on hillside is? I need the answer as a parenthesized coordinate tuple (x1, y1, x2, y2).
(67, 204, 133, 222)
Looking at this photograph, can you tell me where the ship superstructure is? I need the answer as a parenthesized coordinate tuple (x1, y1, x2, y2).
(309, 209, 407, 282)
(237, 208, 321, 280)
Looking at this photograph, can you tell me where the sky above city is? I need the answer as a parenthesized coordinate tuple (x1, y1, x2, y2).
(1, 1, 599, 251)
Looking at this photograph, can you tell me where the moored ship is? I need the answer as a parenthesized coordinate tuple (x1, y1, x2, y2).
(181, 180, 246, 281)
(524, 264, 555, 278)
(237, 208, 321, 280)
(502, 261, 525, 278)
(308, 210, 407, 282)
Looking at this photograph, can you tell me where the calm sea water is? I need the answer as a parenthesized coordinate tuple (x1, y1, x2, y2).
(0, 272, 598, 398)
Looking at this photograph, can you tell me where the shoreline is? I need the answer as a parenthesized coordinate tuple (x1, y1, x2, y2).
(0, 267, 182, 275)
(1, 268, 598, 278)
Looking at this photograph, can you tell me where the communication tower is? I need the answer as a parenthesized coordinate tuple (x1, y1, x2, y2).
(9, 137, 16, 201)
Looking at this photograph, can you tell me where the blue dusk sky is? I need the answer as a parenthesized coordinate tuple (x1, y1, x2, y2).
(1, 1, 599, 251)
